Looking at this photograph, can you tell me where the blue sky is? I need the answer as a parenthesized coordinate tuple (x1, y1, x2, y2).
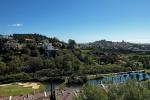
(0, 0, 150, 43)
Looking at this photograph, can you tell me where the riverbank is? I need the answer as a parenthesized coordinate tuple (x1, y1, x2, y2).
(145, 69, 150, 73)
(87, 73, 116, 80)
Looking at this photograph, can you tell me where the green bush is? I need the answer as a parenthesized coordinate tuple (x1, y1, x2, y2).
(108, 80, 150, 100)
(74, 83, 108, 100)
(75, 81, 150, 100)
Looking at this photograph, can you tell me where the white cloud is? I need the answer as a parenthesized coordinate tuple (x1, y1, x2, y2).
(8, 24, 23, 27)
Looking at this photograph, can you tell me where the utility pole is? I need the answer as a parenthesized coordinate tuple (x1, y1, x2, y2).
(50, 80, 56, 100)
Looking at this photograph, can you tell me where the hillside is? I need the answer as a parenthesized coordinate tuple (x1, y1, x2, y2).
(79, 40, 150, 51)
(0, 34, 150, 85)
(0, 34, 83, 83)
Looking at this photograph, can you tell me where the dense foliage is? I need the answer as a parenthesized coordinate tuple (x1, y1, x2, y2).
(0, 34, 150, 83)
(75, 80, 150, 100)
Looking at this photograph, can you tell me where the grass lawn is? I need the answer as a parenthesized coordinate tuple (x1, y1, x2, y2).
(145, 69, 150, 73)
(87, 73, 116, 80)
(56, 78, 68, 89)
(81, 50, 91, 53)
(0, 82, 45, 96)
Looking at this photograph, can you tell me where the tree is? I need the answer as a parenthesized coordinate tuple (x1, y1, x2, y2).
(0, 61, 7, 75)
(7, 56, 22, 73)
(68, 39, 76, 49)
(24, 57, 43, 72)
(43, 58, 55, 69)
(31, 49, 40, 57)
(21, 48, 31, 55)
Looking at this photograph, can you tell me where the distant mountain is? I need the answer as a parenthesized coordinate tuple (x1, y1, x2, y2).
(79, 40, 150, 51)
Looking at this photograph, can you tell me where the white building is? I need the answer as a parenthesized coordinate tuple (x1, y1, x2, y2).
(42, 42, 54, 50)
(0, 35, 12, 39)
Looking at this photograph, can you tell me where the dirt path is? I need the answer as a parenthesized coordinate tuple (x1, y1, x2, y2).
(0, 87, 80, 100)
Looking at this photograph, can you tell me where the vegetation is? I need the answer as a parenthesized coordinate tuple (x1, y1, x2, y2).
(108, 80, 150, 100)
(0, 34, 150, 85)
(1, 34, 150, 99)
(75, 80, 150, 100)
(56, 78, 68, 89)
(74, 83, 108, 100)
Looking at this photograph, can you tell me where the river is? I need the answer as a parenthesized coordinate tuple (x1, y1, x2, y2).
(90, 71, 150, 85)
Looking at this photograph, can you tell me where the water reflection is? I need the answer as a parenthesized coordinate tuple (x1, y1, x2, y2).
(90, 71, 150, 85)
(44, 82, 61, 91)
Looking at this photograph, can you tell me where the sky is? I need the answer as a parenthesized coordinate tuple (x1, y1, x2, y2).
(0, 0, 150, 43)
